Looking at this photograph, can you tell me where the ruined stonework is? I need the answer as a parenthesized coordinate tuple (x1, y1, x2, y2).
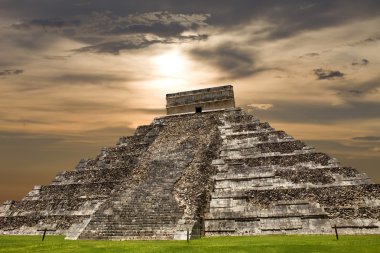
(205, 110, 379, 236)
(0, 86, 379, 240)
(0, 112, 223, 240)
(166, 85, 235, 115)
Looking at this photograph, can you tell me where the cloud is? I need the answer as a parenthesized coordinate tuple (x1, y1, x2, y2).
(0, 69, 23, 76)
(73, 34, 207, 55)
(299, 3, 317, 10)
(336, 88, 378, 97)
(334, 80, 379, 97)
(299, 52, 320, 58)
(349, 34, 380, 47)
(73, 39, 161, 55)
(352, 136, 380, 141)
(247, 103, 274, 110)
(4, 1, 380, 36)
(5, 2, 380, 57)
(10, 11, 210, 54)
(189, 43, 256, 78)
(352, 59, 369, 66)
(52, 73, 128, 84)
(11, 18, 81, 31)
(64, 11, 210, 40)
(313, 68, 344, 80)
(345, 90, 362, 95)
(101, 11, 210, 37)
(1, 119, 51, 126)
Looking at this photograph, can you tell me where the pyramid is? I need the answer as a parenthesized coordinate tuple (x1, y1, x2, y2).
(0, 85, 379, 240)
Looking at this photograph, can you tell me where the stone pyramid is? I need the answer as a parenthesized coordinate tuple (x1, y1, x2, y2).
(0, 85, 379, 240)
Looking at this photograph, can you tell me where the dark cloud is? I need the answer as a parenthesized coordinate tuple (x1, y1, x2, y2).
(349, 34, 380, 47)
(229, 1, 380, 40)
(299, 52, 319, 58)
(74, 34, 207, 55)
(53, 73, 128, 84)
(313, 68, 344, 80)
(363, 35, 380, 43)
(0, 130, 65, 142)
(336, 88, 378, 97)
(3, 1, 380, 34)
(0, 69, 23, 76)
(0, 60, 19, 68)
(190, 43, 255, 79)
(345, 90, 362, 95)
(299, 3, 317, 10)
(9, 11, 210, 54)
(352, 59, 369, 66)
(334, 80, 379, 97)
(102, 11, 209, 37)
(73, 39, 167, 55)
(4, 2, 380, 49)
(4, 1, 380, 56)
(76, 11, 208, 38)
(110, 22, 188, 37)
(1, 119, 51, 125)
(12, 18, 80, 30)
(3, 30, 60, 51)
(352, 136, 380, 141)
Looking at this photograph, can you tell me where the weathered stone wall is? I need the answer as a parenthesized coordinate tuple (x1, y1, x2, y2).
(166, 85, 235, 115)
(205, 108, 380, 236)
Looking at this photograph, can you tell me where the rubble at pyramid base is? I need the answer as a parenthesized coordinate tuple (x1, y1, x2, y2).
(1, 108, 379, 240)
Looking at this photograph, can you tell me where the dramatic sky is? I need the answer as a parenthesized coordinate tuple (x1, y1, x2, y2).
(1, 0, 380, 203)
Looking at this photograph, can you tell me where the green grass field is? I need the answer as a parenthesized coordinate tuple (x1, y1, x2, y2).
(0, 235, 379, 253)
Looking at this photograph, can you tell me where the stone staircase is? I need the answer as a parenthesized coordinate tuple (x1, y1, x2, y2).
(78, 112, 223, 240)
(79, 172, 186, 240)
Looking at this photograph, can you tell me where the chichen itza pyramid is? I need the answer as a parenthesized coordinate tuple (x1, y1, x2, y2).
(1, 85, 379, 240)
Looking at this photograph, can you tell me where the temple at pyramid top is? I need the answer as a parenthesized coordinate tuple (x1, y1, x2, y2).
(166, 85, 235, 115)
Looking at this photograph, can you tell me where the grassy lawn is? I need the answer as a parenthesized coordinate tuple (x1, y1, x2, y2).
(0, 235, 379, 253)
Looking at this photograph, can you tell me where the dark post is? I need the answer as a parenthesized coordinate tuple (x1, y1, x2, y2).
(334, 224, 339, 240)
(199, 217, 203, 238)
(37, 228, 56, 241)
(187, 228, 189, 243)
(42, 228, 47, 241)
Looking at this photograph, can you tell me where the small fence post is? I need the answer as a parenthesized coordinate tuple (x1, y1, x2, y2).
(334, 224, 339, 240)
(42, 228, 47, 241)
(187, 228, 189, 243)
(37, 228, 56, 241)
(200, 217, 203, 238)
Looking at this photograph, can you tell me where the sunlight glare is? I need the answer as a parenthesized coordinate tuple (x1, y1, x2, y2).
(153, 50, 185, 77)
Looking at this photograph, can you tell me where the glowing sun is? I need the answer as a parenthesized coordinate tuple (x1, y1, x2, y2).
(153, 50, 185, 77)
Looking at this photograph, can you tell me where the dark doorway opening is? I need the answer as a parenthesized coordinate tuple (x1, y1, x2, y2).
(195, 107, 202, 113)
